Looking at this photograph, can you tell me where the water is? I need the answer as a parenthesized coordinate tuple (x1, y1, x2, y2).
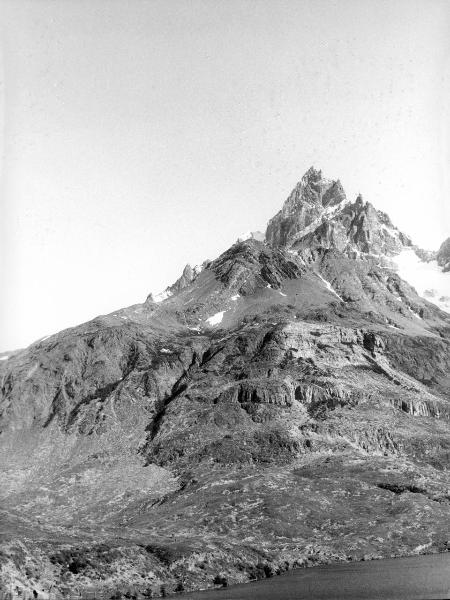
(183, 554, 450, 600)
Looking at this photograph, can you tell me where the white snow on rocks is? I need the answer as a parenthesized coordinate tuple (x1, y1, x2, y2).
(287, 199, 348, 247)
(317, 273, 344, 301)
(237, 231, 265, 243)
(231, 294, 240, 301)
(391, 249, 450, 313)
(153, 289, 173, 303)
(287, 249, 306, 265)
(408, 307, 423, 320)
(36, 335, 51, 342)
(0, 356, 9, 361)
(206, 311, 225, 326)
(380, 223, 399, 238)
(160, 348, 172, 354)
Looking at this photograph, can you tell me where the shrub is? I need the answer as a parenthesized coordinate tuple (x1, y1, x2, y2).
(68, 556, 88, 574)
(263, 564, 274, 578)
(248, 562, 273, 580)
(213, 575, 228, 587)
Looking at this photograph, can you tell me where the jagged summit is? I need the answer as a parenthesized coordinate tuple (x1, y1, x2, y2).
(148, 261, 210, 303)
(265, 168, 412, 260)
(265, 167, 346, 247)
(148, 167, 447, 318)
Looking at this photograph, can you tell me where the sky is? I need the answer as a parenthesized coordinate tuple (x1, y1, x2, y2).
(1, 0, 449, 351)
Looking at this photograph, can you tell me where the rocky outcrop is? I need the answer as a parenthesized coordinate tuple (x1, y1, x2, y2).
(341, 197, 411, 256)
(437, 238, 450, 272)
(210, 239, 305, 294)
(390, 396, 449, 419)
(146, 262, 209, 302)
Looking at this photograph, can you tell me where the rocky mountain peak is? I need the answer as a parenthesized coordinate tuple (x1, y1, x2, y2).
(300, 165, 325, 188)
(265, 167, 346, 247)
(265, 169, 414, 260)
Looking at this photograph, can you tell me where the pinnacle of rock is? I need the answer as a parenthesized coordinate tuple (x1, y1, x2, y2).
(265, 167, 346, 247)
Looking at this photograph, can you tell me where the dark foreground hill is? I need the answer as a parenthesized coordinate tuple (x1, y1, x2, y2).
(1, 168, 449, 597)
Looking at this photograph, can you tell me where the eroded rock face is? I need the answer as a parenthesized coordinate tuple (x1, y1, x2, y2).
(210, 239, 305, 294)
(1, 167, 449, 597)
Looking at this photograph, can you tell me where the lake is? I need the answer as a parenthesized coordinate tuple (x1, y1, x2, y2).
(183, 553, 450, 600)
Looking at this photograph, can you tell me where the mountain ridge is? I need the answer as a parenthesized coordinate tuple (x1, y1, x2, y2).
(148, 167, 446, 316)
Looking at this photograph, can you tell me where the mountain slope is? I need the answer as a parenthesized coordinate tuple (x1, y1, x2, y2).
(1, 169, 449, 598)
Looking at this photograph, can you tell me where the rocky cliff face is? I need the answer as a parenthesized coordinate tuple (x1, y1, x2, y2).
(266, 167, 346, 248)
(1, 168, 449, 598)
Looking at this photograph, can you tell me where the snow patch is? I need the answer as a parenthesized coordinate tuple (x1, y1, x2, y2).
(0, 356, 9, 361)
(317, 273, 343, 301)
(237, 230, 265, 243)
(380, 223, 399, 237)
(287, 249, 306, 265)
(193, 264, 203, 276)
(153, 289, 173, 303)
(160, 348, 172, 354)
(323, 198, 350, 217)
(278, 291, 287, 297)
(206, 311, 225, 326)
(231, 294, 240, 301)
(37, 335, 51, 342)
(408, 307, 423, 320)
(391, 249, 450, 313)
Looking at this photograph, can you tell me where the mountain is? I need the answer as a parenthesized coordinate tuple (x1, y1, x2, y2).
(1, 168, 449, 598)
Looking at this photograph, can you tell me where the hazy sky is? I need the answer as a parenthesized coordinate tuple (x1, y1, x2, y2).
(1, 0, 449, 351)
